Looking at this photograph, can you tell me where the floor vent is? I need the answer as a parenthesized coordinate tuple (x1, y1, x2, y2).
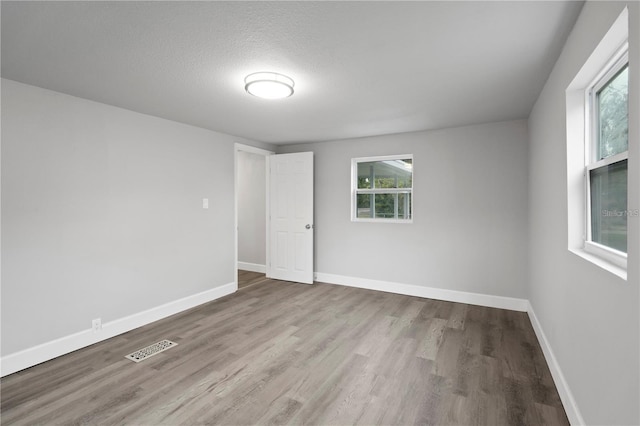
(125, 339, 178, 363)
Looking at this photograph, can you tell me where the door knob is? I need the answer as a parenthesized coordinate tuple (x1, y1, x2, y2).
(305, 224, 311, 229)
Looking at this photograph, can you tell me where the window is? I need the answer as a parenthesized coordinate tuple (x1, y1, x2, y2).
(565, 7, 629, 278)
(585, 48, 628, 266)
(351, 155, 413, 222)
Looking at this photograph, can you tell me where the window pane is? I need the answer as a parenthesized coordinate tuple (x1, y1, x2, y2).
(356, 193, 372, 218)
(357, 163, 372, 189)
(398, 193, 412, 219)
(357, 158, 412, 189)
(374, 194, 395, 218)
(590, 160, 627, 253)
(356, 192, 412, 220)
(597, 65, 628, 160)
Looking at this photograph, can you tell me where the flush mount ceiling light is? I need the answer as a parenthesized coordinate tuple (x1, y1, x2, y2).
(244, 72, 294, 99)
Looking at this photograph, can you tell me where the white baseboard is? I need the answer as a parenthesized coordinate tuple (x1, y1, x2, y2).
(1, 282, 236, 377)
(527, 302, 584, 426)
(315, 272, 528, 312)
(237, 262, 266, 273)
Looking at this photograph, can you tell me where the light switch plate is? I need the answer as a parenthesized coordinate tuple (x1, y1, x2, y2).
(202, 198, 209, 209)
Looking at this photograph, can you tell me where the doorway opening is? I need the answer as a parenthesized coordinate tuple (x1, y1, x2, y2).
(234, 143, 273, 290)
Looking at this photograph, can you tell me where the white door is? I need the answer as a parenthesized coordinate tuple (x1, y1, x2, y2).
(267, 152, 314, 284)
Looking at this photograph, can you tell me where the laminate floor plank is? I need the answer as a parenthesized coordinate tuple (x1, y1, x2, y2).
(1, 280, 569, 425)
(256, 396, 303, 425)
(417, 317, 449, 360)
(238, 270, 270, 289)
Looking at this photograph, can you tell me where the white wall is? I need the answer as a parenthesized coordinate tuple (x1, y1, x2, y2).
(528, 2, 639, 425)
(279, 119, 529, 300)
(0, 79, 272, 360)
(237, 150, 266, 268)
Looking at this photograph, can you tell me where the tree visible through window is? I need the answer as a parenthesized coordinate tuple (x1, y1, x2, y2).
(597, 65, 628, 159)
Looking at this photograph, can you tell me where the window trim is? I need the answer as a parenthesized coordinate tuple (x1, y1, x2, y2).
(584, 240, 627, 269)
(351, 154, 414, 223)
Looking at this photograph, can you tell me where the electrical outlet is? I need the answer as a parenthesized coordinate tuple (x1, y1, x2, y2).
(92, 318, 102, 333)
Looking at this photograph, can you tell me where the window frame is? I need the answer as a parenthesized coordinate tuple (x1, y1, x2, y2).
(565, 7, 628, 280)
(351, 154, 414, 223)
(583, 46, 628, 269)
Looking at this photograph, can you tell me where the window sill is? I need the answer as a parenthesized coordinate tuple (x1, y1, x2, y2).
(569, 247, 627, 281)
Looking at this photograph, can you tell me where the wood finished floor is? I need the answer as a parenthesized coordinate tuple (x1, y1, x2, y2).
(1, 277, 568, 425)
(238, 269, 269, 290)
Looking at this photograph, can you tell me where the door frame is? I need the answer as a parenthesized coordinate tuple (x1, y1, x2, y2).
(234, 143, 274, 290)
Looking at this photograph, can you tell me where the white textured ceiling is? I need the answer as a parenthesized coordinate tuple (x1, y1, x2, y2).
(1, 1, 583, 144)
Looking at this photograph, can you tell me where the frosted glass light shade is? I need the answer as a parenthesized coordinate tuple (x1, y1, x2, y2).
(245, 72, 294, 99)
